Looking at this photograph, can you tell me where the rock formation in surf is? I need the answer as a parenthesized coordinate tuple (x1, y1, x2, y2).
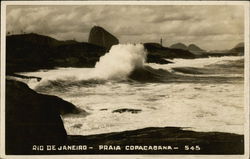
(5, 79, 84, 154)
(144, 43, 196, 59)
(112, 108, 142, 114)
(88, 26, 119, 51)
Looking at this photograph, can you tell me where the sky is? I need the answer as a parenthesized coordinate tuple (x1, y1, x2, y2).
(6, 5, 244, 50)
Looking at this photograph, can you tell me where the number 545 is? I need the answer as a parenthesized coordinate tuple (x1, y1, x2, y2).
(184, 145, 201, 151)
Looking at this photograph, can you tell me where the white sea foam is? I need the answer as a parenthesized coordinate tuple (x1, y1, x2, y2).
(91, 44, 147, 80)
(17, 53, 244, 135)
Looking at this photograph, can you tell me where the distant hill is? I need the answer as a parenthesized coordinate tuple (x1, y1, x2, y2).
(170, 43, 207, 56)
(170, 43, 188, 50)
(188, 44, 205, 52)
(229, 42, 244, 56)
(6, 33, 106, 73)
(170, 42, 244, 57)
(206, 42, 244, 57)
(234, 42, 244, 48)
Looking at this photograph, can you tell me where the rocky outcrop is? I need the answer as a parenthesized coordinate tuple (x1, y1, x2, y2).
(144, 43, 196, 59)
(5, 80, 84, 154)
(88, 26, 119, 51)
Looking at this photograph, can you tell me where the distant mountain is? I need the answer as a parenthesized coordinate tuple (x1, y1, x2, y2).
(204, 42, 244, 57)
(170, 43, 188, 50)
(229, 42, 244, 55)
(169, 43, 208, 57)
(188, 44, 205, 52)
(234, 42, 244, 48)
(187, 44, 206, 56)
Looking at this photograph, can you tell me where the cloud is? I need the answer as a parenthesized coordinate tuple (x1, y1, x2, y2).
(6, 5, 244, 50)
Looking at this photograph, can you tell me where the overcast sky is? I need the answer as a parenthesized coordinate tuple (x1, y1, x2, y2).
(6, 5, 244, 50)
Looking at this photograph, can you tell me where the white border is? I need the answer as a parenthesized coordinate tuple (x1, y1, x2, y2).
(0, 1, 249, 5)
(0, 1, 7, 158)
(0, 1, 249, 159)
(244, 2, 250, 159)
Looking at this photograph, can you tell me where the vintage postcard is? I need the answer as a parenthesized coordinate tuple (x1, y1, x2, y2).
(0, 1, 249, 159)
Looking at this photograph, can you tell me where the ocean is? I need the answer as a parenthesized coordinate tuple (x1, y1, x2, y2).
(17, 44, 244, 136)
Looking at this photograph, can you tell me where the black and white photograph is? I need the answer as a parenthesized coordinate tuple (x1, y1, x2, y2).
(0, 1, 249, 158)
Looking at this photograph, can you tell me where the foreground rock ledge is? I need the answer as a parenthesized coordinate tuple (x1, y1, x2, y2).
(66, 127, 243, 154)
(6, 79, 83, 154)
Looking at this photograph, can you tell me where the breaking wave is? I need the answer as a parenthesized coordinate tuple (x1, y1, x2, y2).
(19, 44, 244, 91)
(28, 44, 152, 89)
(92, 44, 147, 80)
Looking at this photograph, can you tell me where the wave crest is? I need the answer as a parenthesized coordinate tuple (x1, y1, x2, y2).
(92, 44, 147, 80)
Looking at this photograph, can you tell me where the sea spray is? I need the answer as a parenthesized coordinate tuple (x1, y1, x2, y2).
(92, 44, 147, 80)
(24, 44, 147, 89)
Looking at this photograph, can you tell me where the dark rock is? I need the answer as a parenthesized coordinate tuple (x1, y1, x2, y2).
(112, 108, 142, 114)
(9, 73, 42, 81)
(41, 94, 85, 116)
(147, 54, 173, 64)
(5, 80, 83, 154)
(144, 43, 196, 59)
(100, 108, 108, 111)
(88, 26, 119, 51)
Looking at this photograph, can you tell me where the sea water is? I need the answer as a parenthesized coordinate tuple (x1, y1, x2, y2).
(18, 44, 244, 135)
